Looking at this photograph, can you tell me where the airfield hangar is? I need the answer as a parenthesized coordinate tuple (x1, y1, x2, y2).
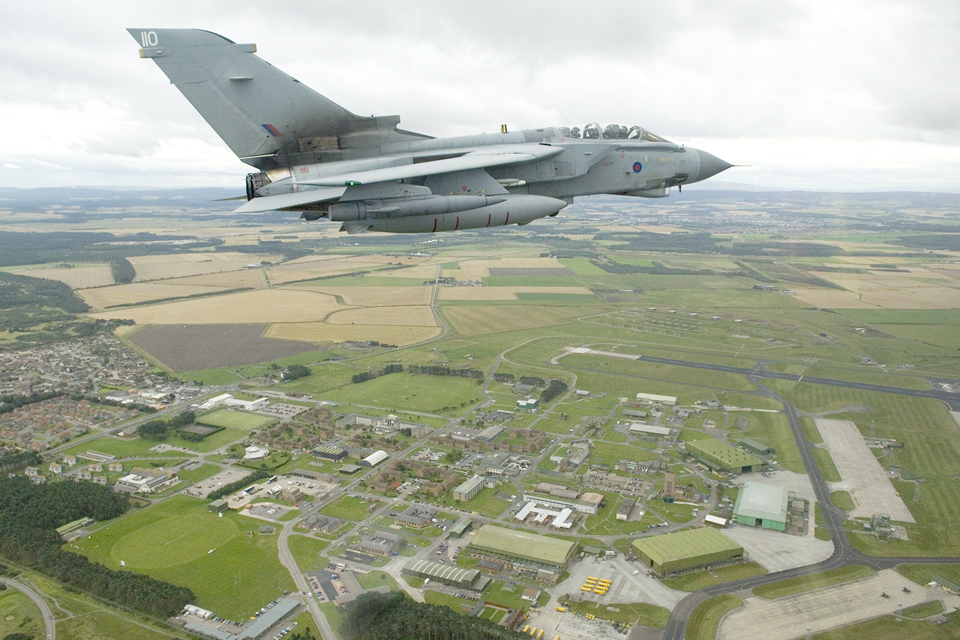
(631, 527, 743, 575)
(733, 482, 789, 531)
(468, 525, 576, 576)
(686, 439, 761, 474)
(403, 558, 491, 592)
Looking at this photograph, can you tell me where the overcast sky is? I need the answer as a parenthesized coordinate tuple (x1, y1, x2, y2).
(2, 0, 959, 192)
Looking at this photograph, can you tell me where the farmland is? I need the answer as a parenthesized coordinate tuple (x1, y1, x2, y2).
(128, 323, 320, 370)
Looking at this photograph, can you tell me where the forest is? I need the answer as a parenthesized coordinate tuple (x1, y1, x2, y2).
(0, 476, 193, 617)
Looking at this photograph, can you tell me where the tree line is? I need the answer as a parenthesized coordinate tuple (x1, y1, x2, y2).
(340, 591, 528, 640)
(0, 476, 193, 616)
(138, 410, 198, 441)
(352, 363, 403, 384)
(540, 379, 568, 403)
(408, 365, 484, 379)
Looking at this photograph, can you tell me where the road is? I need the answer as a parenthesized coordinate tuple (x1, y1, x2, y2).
(0, 577, 56, 640)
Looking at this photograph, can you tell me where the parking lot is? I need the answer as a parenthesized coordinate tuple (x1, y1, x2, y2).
(557, 556, 685, 610)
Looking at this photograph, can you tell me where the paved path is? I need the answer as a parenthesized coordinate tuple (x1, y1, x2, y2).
(0, 577, 56, 640)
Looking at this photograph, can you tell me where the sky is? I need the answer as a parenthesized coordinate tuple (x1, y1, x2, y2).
(1, 0, 959, 192)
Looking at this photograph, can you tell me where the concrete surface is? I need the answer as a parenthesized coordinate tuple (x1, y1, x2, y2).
(718, 568, 960, 640)
(723, 524, 834, 573)
(815, 419, 915, 522)
(558, 555, 685, 610)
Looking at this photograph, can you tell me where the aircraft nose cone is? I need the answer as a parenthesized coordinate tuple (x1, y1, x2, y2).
(695, 149, 733, 182)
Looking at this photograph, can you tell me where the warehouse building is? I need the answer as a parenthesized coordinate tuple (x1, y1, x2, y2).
(468, 525, 576, 574)
(632, 527, 743, 575)
(453, 475, 485, 502)
(403, 558, 491, 591)
(738, 438, 775, 456)
(686, 439, 761, 474)
(733, 482, 789, 531)
(360, 450, 389, 467)
(312, 444, 347, 462)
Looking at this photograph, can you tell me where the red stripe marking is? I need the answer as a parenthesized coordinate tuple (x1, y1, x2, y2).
(455, 216, 460, 231)
(505, 212, 510, 225)
(486, 213, 491, 228)
(432, 218, 437, 232)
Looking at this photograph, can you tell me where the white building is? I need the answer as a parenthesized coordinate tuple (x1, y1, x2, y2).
(223, 397, 269, 411)
(361, 450, 389, 467)
(115, 468, 178, 494)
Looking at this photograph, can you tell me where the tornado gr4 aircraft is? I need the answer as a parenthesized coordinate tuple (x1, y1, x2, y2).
(129, 28, 732, 234)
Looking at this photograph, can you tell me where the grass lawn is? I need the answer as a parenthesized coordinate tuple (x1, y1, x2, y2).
(0, 587, 44, 639)
(287, 535, 330, 572)
(319, 495, 378, 521)
(899, 564, 960, 588)
(456, 487, 511, 517)
(177, 463, 221, 484)
(69, 495, 295, 619)
(831, 490, 855, 511)
(813, 447, 842, 482)
(61, 436, 186, 460)
(684, 594, 743, 640)
(481, 580, 549, 610)
(902, 601, 944, 619)
(561, 599, 670, 628)
(196, 408, 276, 430)
(356, 571, 400, 591)
(753, 565, 874, 599)
(318, 373, 484, 414)
(808, 611, 960, 639)
(424, 590, 474, 613)
(662, 571, 721, 592)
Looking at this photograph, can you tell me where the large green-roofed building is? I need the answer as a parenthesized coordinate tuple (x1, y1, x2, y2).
(468, 525, 576, 573)
(632, 527, 743, 575)
(403, 558, 491, 591)
(686, 438, 761, 474)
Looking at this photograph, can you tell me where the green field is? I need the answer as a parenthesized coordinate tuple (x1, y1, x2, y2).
(454, 487, 511, 518)
(684, 594, 743, 640)
(196, 408, 275, 430)
(318, 373, 483, 414)
(287, 534, 331, 572)
(0, 587, 44, 639)
(320, 495, 378, 521)
(830, 490, 855, 510)
(70, 496, 294, 619)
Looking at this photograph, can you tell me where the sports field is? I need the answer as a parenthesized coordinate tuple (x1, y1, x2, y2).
(196, 408, 274, 430)
(70, 496, 295, 619)
(318, 372, 482, 413)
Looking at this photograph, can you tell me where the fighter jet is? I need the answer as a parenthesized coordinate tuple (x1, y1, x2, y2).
(129, 28, 732, 234)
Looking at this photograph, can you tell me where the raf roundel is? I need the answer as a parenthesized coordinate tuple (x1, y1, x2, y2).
(633, 162, 642, 173)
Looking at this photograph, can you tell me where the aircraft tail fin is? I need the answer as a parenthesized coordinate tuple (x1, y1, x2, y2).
(127, 28, 372, 168)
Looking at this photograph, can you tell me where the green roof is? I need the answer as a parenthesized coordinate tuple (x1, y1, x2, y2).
(632, 527, 742, 566)
(470, 525, 575, 566)
(404, 558, 481, 585)
(687, 439, 761, 469)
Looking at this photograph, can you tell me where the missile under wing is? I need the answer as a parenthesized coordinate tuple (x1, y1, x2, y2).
(128, 28, 731, 234)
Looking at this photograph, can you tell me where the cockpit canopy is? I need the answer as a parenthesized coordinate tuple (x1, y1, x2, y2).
(558, 123, 673, 143)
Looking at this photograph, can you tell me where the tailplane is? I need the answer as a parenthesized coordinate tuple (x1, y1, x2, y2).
(127, 29, 416, 168)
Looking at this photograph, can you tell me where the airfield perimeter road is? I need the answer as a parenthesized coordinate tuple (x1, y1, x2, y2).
(0, 577, 56, 640)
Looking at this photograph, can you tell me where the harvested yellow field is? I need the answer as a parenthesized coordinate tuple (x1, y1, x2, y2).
(453, 256, 569, 281)
(13, 265, 113, 289)
(166, 269, 266, 289)
(380, 263, 441, 279)
(289, 286, 432, 306)
(326, 306, 436, 326)
(439, 286, 594, 301)
(265, 323, 439, 346)
(790, 289, 881, 309)
(79, 283, 231, 309)
(445, 305, 585, 335)
(797, 271, 960, 309)
(267, 255, 397, 284)
(89, 289, 343, 324)
(129, 253, 278, 281)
